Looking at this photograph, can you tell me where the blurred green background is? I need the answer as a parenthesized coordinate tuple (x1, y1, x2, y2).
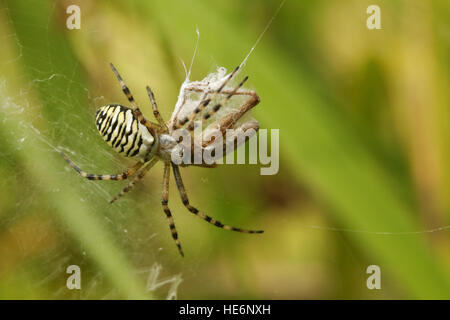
(0, 0, 449, 299)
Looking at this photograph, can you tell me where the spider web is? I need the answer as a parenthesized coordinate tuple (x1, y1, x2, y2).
(0, 0, 287, 300)
(0, 4, 183, 300)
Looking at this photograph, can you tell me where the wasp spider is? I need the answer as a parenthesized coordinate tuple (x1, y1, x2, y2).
(60, 63, 263, 256)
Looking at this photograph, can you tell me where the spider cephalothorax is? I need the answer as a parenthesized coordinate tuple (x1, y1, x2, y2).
(60, 63, 263, 256)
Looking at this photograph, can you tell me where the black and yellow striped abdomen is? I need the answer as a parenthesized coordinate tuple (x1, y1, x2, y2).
(95, 104, 155, 160)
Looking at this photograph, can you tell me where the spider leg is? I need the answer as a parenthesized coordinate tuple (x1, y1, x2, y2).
(171, 163, 264, 234)
(202, 120, 260, 159)
(60, 151, 144, 180)
(109, 158, 158, 203)
(203, 88, 260, 147)
(146, 85, 168, 132)
(174, 65, 240, 130)
(173, 86, 259, 166)
(180, 75, 250, 135)
(170, 85, 240, 132)
(109, 63, 161, 133)
(109, 63, 140, 110)
(161, 162, 184, 257)
(170, 90, 189, 131)
(179, 89, 209, 130)
(195, 76, 249, 129)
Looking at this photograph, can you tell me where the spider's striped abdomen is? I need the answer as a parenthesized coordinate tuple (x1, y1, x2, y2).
(95, 104, 155, 160)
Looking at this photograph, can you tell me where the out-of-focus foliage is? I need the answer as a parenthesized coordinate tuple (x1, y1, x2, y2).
(0, 0, 449, 299)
